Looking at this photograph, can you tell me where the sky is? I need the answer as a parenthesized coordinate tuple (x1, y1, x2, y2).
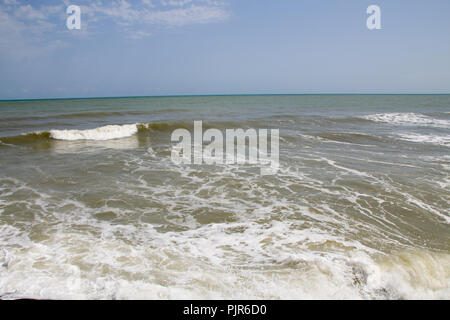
(0, 0, 450, 99)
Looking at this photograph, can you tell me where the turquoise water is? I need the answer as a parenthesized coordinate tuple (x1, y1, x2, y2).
(0, 95, 449, 299)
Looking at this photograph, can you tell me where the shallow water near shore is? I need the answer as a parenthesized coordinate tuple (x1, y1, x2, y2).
(0, 95, 449, 299)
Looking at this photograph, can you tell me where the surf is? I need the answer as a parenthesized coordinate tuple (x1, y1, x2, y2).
(361, 112, 450, 128)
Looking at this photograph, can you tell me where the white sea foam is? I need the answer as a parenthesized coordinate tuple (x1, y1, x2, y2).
(0, 216, 449, 300)
(397, 133, 450, 146)
(49, 124, 140, 141)
(1, 170, 448, 300)
(362, 113, 450, 128)
(0, 141, 14, 147)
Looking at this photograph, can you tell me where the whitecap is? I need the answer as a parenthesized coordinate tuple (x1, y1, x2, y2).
(50, 124, 140, 141)
(362, 113, 450, 128)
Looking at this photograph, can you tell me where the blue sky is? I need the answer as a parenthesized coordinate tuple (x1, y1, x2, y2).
(1, 0, 450, 99)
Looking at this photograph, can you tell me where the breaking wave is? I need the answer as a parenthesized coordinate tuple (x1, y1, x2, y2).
(397, 133, 450, 146)
(49, 124, 140, 141)
(0, 122, 192, 144)
(362, 113, 450, 128)
(0, 218, 448, 299)
(0, 120, 279, 145)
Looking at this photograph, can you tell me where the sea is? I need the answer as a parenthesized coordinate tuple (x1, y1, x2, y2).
(0, 94, 449, 299)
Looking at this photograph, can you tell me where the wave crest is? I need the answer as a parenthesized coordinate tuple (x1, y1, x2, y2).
(49, 124, 139, 141)
(0, 122, 185, 144)
(396, 133, 450, 146)
(362, 113, 450, 127)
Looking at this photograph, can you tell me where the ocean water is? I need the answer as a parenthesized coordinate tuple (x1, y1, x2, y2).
(0, 95, 449, 300)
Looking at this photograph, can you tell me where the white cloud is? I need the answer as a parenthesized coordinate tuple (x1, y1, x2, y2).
(3, 0, 19, 5)
(14, 4, 47, 20)
(161, 0, 193, 7)
(142, 0, 155, 7)
(83, 0, 230, 27)
(143, 4, 229, 26)
(129, 29, 152, 39)
(0, 0, 231, 59)
(0, 5, 66, 60)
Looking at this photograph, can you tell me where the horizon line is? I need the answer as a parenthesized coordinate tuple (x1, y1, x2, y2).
(1, 92, 450, 102)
